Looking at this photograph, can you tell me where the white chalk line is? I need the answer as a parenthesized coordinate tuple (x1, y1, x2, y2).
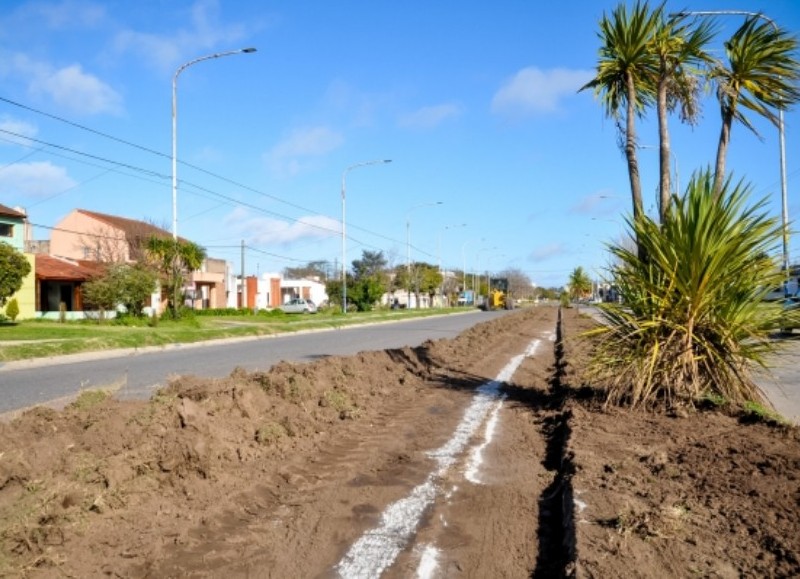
(335, 337, 543, 578)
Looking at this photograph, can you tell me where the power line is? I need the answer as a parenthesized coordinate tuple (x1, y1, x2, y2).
(0, 95, 410, 252)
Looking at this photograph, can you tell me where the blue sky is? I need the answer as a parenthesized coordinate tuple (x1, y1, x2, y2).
(1, 0, 799, 288)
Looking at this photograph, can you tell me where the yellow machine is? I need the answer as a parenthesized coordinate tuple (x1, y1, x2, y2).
(483, 278, 514, 310)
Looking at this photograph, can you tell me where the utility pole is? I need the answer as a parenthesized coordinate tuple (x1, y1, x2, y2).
(241, 239, 246, 309)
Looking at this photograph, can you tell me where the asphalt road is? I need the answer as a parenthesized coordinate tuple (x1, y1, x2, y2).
(0, 310, 511, 415)
(2, 308, 798, 425)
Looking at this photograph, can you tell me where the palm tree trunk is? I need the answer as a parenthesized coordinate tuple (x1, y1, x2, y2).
(713, 108, 734, 200)
(657, 77, 672, 223)
(625, 74, 646, 258)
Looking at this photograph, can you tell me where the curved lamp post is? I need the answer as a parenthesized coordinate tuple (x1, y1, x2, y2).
(672, 9, 790, 277)
(172, 47, 256, 241)
(341, 159, 392, 313)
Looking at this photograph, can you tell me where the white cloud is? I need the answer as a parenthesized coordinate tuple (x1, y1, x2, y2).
(225, 209, 340, 245)
(8, 54, 122, 116)
(570, 191, 621, 214)
(0, 161, 77, 198)
(33, 0, 106, 29)
(491, 67, 594, 118)
(529, 243, 567, 262)
(264, 126, 344, 177)
(0, 116, 38, 143)
(29, 63, 122, 115)
(398, 103, 464, 130)
(113, 0, 250, 72)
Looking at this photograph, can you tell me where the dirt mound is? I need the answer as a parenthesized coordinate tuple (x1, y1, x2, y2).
(0, 306, 798, 577)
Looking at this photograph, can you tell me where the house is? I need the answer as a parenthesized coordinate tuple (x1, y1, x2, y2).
(0, 203, 28, 250)
(34, 255, 104, 319)
(50, 209, 172, 263)
(0, 204, 36, 319)
(242, 273, 328, 311)
(186, 257, 232, 310)
(50, 209, 229, 313)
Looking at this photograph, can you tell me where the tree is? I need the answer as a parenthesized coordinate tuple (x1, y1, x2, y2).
(81, 270, 117, 316)
(83, 264, 158, 319)
(651, 9, 715, 220)
(0, 243, 31, 307)
(284, 261, 331, 281)
(348, 250, 389, 312)
(351, 250, 387, 280)
(146, 237, 207, 317)
(496, 268, 534, 301)
(709, 16, 800, 198)
(325, 276, 345, 310)
(396, 262, 442, 308)
(581, 1, 660, 237)
(567, 267, 593, 301)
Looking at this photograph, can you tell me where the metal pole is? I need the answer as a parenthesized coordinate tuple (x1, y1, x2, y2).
(172, 47, 256, 241)
(341, 159, 392, 313)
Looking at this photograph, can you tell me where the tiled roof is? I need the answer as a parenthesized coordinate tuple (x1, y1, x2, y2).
(0, 203, 26, 218)
(77, 209, 172, 240)
(36, 255, 105, 281)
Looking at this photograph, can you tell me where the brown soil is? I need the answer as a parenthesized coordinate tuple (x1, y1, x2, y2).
(1, 306, 798, 578)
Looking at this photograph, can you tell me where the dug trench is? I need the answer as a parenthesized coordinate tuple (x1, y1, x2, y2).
(1, 306, 799, 578)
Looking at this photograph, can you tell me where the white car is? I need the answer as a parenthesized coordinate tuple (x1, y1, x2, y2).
(280, 298, 318, 314)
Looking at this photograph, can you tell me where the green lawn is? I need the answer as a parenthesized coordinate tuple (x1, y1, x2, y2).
(0, 307, 469, 362)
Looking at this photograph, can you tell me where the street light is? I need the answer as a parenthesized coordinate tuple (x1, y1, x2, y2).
(172, 47, 256, 241)
(406, 201, 443, 308)
(671, 9, 790, 276)
(341, 159, 392, 313)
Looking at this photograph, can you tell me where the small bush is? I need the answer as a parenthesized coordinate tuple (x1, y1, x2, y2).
(69, 390, 111, 411)
(255, 421, 288, 445)
(5, 298, 20, 321)
(321, 389, 360, 419)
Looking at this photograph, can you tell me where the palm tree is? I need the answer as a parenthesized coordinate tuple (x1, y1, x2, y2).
(589, 170, 785, 409)
(710, 16, 800, 198)
(568, 267, 593, 301)
(581, 1, 660, 236)
(146, 236, 207, 317)
(651, 10, 715, 220)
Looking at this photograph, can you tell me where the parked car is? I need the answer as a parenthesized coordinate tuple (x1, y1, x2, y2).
(781, 294, 800, 334)
(280, 298, 317, 314)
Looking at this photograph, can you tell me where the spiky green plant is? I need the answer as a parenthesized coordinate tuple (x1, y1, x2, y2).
(589, 169, 785, 409)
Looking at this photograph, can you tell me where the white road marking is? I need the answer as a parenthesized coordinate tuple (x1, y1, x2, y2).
(335, 338, 542, 578)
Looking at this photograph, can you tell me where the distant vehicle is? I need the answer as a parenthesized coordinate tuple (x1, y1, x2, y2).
(482, 278, 514, 311)
(780, 294, 800, 334)
(457, 290, 475, 306)
(280, 298, 317, 314)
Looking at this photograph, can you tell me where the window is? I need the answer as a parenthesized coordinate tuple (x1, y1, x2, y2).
(0, 223, 12, 237)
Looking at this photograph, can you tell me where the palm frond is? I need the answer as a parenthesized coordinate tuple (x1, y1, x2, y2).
(589, 169, 785, 410)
